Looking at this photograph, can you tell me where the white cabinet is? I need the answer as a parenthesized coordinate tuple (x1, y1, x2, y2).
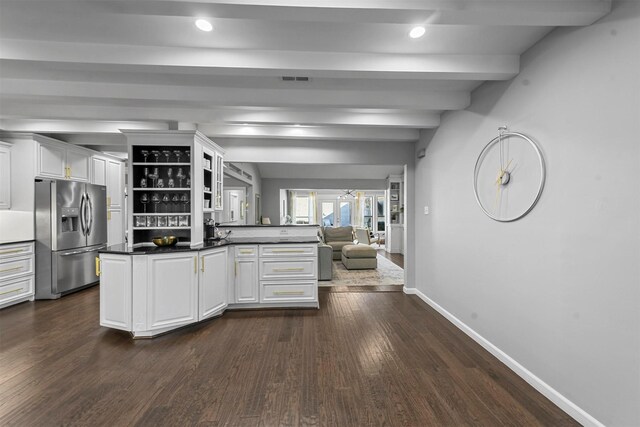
(0, 142, 10, 209)
(99, 254, 132, 331)
(214, 151, 224, 210)
(257, 244, 318, 305)
(199, 247, 228, 320)
(92, 156, 107, 185)
(93, 156, 125, 246)
(147, 253, 199, 331)
(0, 241, 35, 309)
(233, 246, 259, 303)
(36, 140, 90, 182)
(106, 160, 123, 209)
(107, 209, 124, 246)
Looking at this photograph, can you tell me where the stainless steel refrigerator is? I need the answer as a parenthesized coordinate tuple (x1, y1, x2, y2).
(35, 180, 108, 299)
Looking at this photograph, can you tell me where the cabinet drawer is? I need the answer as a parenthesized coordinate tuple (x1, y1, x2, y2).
(260, 281, 316, 303)
(259, 258, 317, 280)
(235, 245, 258, 258)
(259, 244, 317, 258)
(0, 275, 33, 303)
(0, 242, 34, 261)
(0, 256, 34, 282)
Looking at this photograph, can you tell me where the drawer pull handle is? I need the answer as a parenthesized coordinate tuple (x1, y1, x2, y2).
(272, 249, 305, 253)
(95, 257, 101, 277)
(0, 288, 23, 296)
(273, 267, 305, 272)
(239, 250, 253, 254)
(0, 249, 25, 255)
(273, 291, 305, 296)
(0, 266, 23, 273)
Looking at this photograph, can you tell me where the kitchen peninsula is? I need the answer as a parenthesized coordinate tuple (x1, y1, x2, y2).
(98, 225, 319, 338)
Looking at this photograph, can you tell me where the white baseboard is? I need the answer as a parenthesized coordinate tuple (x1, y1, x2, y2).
(402, 286, 604, 427)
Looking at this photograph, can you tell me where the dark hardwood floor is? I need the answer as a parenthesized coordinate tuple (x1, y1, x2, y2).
(377, 248, 404, 268)
(0, 286, 576, 426)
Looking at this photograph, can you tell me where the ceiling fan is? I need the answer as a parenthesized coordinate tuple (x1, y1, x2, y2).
(339, 190, 356, 199)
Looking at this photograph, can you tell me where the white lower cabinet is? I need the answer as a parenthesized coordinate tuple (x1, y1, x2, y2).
(199, 247, 228, 320)
(99, 254, 132, 331)
(0, 241, 35, 309)
(234, 250, 259, 304)
(98, 242, 318, 338)
(147, 252, 199, 331)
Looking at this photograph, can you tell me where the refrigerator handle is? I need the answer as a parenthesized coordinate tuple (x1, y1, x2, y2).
(79, 193, 87, 236)
(86, 193, 93, 236)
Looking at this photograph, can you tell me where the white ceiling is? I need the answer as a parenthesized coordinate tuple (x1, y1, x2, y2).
(0, 0, 611, 150)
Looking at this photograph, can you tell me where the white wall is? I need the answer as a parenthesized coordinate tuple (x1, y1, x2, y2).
(410, 2, 639, 425)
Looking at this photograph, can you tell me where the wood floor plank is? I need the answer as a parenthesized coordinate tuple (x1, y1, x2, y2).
(0, 286, 577, 426)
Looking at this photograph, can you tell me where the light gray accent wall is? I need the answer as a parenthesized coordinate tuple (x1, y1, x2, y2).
(262, 178, 387, 223)
(411, 2, 639, 425)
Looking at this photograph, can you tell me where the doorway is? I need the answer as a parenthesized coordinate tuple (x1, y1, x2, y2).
(318, 199, 353, 227)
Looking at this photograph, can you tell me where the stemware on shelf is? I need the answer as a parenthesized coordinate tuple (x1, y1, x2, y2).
(174, 150, 182, 163)
(180, 193, 189, 213)
(176, 168, 185, 187)
(152, 193, 160, 213)
(171, 194, 180, 212)
(167, 168, 174, 188)
(185, 150, 191, 163)
(162, 150, 171, 163)
(148, 167, 159, 188)
(140, 167, 149, 188)
(151, 150, 160, 163)
(157, 178, 164, 188)
(140, 193, 149, 213)
(162, 194, 170, 212)
(141, 150, 149, 163)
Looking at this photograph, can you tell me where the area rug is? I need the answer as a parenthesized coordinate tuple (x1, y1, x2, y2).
(319, 254, 404, 287)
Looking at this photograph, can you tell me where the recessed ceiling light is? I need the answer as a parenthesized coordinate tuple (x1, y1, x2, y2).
(294, 123, 301, 127)
(242, 123, 249, 126)
(195, 19, 213, 32)
(409, 26, 426, 39)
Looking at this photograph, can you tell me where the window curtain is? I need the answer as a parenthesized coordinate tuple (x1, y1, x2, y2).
(309, 191, 318, 224)
(285, 190, 296, 224)
(355, 191, 365, 227)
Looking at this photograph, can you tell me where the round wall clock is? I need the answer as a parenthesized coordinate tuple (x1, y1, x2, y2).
(473, 127, 546, 222)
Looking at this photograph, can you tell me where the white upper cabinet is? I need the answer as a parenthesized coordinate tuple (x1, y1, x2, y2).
(91, 156, 107, 186)
(0, 142, 11, 209)
(36, 139, 90, 182)
(37, 141, 66, 179)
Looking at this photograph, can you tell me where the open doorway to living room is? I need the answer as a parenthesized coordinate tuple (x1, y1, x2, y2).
(280, 187, 405, 288)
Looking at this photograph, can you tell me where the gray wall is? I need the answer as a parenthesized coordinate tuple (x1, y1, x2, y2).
(261, 178, 387, 223)
(410, 2, 639, 425)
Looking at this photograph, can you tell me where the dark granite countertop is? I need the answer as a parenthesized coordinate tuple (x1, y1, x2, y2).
(217, 224, 320, 227)
(100, 237, 320, 255)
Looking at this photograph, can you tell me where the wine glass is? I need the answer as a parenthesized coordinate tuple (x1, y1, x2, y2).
(148, 167, 159, 188)
(180, 193, 189, 213)
(185, 150, 191, 163)
(186, 170, 191, 187)
(176, 168, 185, 188)
(151, 150, 160, 163)
(162, 194, 170, 212)
(152, 193, 161, 213)
(172, 194, 180, 213)
(140, 167, 149, 188)
(173, 150, 182, 163)
(141, 150, 149, 163)
(162, 150, 171, 163)
(140, 193, 149, 213)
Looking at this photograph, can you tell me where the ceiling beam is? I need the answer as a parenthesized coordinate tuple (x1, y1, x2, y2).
(0, 101, 440, 128)
(0, 119, 169, 133)
(0, 39, 520, 80)
(197, 124, 420, 141)
(24, 0, 610, 26)
(0, 78, 470, 110)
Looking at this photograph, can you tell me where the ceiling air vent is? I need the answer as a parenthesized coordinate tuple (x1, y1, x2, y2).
(281, 76, 310, 82)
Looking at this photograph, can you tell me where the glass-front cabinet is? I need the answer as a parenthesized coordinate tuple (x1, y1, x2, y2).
(123, 130, 225, 248)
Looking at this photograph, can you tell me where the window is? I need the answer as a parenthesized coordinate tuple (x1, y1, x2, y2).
(362, 196, 373, 230)
(339, 201, 352, 226)
(321, 201, 334, 226)
(376, 195, 385, 232)
(295, 196, 310, 224)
